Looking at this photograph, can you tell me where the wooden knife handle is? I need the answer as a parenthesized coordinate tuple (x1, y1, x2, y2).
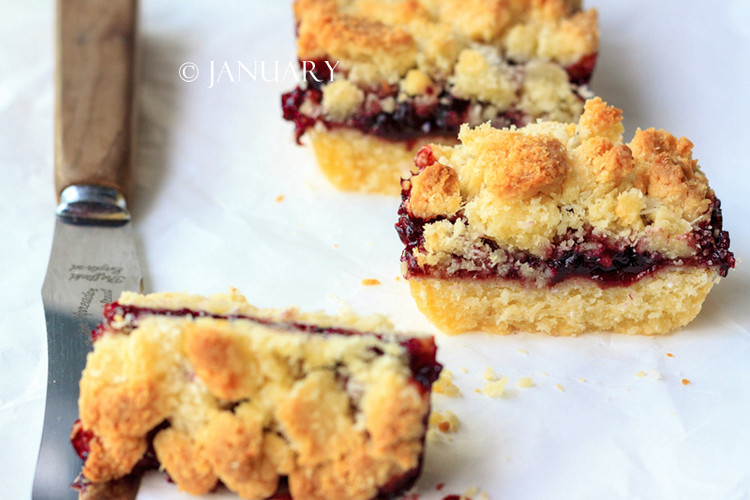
(55, 0, 138, 201)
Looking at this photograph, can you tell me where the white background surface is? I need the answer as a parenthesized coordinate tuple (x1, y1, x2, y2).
(2, 1, 750, 499)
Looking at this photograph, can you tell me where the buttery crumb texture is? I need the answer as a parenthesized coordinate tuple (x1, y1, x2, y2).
(282, 0, 599, 194)
(396, 98, 734, 335)
(74, 290, 442, 500)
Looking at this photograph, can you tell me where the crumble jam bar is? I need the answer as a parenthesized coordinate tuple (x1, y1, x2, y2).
(282, 0, 598, 194)
(396, 98, 735, 335)
(72, 290, 441, 499)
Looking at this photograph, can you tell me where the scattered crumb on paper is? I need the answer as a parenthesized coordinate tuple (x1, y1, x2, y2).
(636, 369, 663, 380)
(463, 486, 488, 499)
(429, 409, 459, 433)
(361, 278, 381, 286)
(434, 369, 462, 397)
(517, 376, 534, 388)
(462, 486, 489, 500)
(480, 377, 509, 398)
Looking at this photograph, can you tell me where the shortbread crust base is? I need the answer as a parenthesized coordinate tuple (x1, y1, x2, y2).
(408, 268, 718, 336)
(309, 127, 455, 195)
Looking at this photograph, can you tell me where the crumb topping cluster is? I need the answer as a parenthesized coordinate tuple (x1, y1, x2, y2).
(296, 0, 598, 84)
(397, 98, 734, 285)
(77, 291, 440, 500)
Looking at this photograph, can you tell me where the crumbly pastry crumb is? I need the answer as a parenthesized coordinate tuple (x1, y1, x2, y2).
(635, 369, 663, 380)
(463, 485, 483, 499)
(434, 369, 462, 397)
(396, 98, 734, 335)
(428, 409, 460, 434)
(294, 0, 597, 84)
(74, 290, 442, 500)
(517, 376, 534, 388)
(480, 377, 509, 398)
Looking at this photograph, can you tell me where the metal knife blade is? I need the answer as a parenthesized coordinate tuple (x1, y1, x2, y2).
(37, 206, 143, 500)
(33, 0, 142, 498)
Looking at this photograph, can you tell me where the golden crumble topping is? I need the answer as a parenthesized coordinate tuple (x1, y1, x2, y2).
(296, 0, 597, 81)
(294, 0, 598, 95)
(295, 0, 417, 83)
(408, 161, 462, 219)
(411, 98, 715, 260)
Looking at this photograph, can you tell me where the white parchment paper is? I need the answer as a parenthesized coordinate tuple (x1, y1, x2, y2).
(1, 1, 749, 499)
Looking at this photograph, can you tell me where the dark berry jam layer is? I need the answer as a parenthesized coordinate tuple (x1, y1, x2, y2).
(564, 53, 598, 86)
(396, 183, 735, 288)
(71, 419, 162, 486)
(282, 85, 504, 144)
(71, 419, 94, 462)
(93, 302, 442, 391)
(281, 54, 597, 144)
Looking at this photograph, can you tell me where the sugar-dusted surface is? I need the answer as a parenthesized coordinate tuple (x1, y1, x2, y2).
(2, 1, 750, 500)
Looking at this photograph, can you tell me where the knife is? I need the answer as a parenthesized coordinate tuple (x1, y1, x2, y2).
(34, 0, 142, 499)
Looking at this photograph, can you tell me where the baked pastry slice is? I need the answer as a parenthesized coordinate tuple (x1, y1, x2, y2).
(396, 98, 735, 335)
(282, 0, 599, 194)
(72, 290, 442, 500)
